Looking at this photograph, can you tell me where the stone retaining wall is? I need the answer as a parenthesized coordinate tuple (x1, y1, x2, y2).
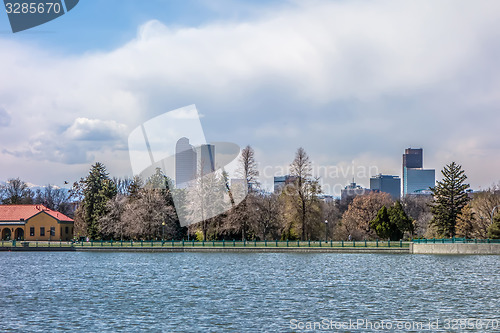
(410, 243, 500, 254)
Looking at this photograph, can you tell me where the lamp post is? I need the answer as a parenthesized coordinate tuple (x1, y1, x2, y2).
(491, 206, 500, 225)
(324, 220, 328, 242)
(162, 222, 165, 241)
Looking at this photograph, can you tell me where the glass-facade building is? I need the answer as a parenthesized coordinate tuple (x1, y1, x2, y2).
(402, 148, 435, 196)
(175, 137, 197, 189)
(403, 168, 435, 195)
(403, 148, 423, 169)
(370, 174, 401, 200)
(199, 144, 216, 176)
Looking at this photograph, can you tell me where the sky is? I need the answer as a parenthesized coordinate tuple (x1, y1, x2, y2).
(1, 0, 500, 195)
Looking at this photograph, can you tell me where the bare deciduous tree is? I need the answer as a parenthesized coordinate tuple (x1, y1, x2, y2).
(113, 177, 135, 196)
(288, 147, 322, 240)
(469, 186, 500, 238)
(226, 145, 261, 240)
(340, 192, 393, 240)
(121, 189, 179, 240)
(34, 184, 72, 216)
(1, 178, 34, 204)
(238, 145, 260, 192)
(322, 200, 342, 241)
(253, 193, 280, 240)
(99, 194, 128, 240)
(185, 160, 228, 240)
(401, 195, 433, 237)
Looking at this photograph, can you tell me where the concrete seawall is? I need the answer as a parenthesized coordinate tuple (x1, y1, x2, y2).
(410, 243, 500, 255)
(0, 246, 409, 254)
(75, 247, 409, 254)
(0, 246, 75, 252)
(5, 244, 500, 254)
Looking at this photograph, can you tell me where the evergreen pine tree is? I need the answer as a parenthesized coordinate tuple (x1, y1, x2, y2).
(430, 162, 470, 238)
(127, 176, 144, 199)
(82, 163, 117, 239)
(370, 206, 398, 240)
(372, 202, 415, 240)
(487, 214, 500, 239)
(388, 201, 414, 239)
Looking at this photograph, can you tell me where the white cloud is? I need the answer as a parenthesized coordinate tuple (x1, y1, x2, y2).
(3, 118, 127, 165)
(64, 118, 127, 141)
(1, 0, 500, 192)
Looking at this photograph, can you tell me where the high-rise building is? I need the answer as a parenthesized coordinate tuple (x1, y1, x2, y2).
(175, 137, 197, 189)
(403, 168, 435, 195)
(402, 148, 435, 196)
(370, 174, 401, 200)
(341, 180, 376, 201)
(199, 144, 216, 176)
(403, 148, 423, 169)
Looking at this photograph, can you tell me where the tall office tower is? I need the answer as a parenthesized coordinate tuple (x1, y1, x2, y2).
(199, 144, 216, 176)
(370, 174, 401, 200)
(175, 137, 197, 189)
(402, 148, 435, 196)
(403, 148, 423, 169)
(403, 168, 435, 195)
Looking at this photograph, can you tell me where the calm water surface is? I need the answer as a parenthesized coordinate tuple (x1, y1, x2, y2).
(0, 252, 498, 332)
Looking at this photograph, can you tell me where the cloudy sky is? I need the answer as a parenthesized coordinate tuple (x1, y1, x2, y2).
(1, 0, 499, 195)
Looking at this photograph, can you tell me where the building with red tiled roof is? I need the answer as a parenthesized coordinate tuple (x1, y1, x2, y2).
(0, 205, 74, 241)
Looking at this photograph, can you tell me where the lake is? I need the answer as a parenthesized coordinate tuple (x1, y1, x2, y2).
(0, 252, 498, 332)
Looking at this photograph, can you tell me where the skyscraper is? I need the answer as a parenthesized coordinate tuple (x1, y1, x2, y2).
(402, 148, 435, 196)
(370, 174, 401, 200)
(199, 144, 216, 176)
(403, 148, 423, 169)
(175, 137, 197, 189)
(403, 168, 435, 195)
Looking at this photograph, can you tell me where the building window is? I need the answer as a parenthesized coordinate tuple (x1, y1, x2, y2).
(65, 227, 69, 234)
(50, 227, 55, 236)
(30, 227, 35, 237)
(40, 227, 45, 236)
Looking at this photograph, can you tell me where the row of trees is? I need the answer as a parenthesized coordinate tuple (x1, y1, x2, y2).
(367, 162, 500, 240)
(428, 162, 500, 239)
(71, 163, 183, 240)
(0, 178, 73, 216)
(3, 147, 500, 240)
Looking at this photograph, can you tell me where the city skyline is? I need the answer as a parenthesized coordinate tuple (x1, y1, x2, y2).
(0, 144, 485, 197)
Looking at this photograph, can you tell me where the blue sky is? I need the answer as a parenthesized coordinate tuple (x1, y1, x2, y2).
(1, 0, 287, 52)
(1, 0, 500, 195)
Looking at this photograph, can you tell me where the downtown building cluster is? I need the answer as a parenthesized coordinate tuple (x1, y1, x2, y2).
(272, 148, 436, 200)
(339, 148, 435, 201)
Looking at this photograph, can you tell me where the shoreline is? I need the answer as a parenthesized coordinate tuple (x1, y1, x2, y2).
(2, 243, 499, 254)
(0, 246, 409, 254)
